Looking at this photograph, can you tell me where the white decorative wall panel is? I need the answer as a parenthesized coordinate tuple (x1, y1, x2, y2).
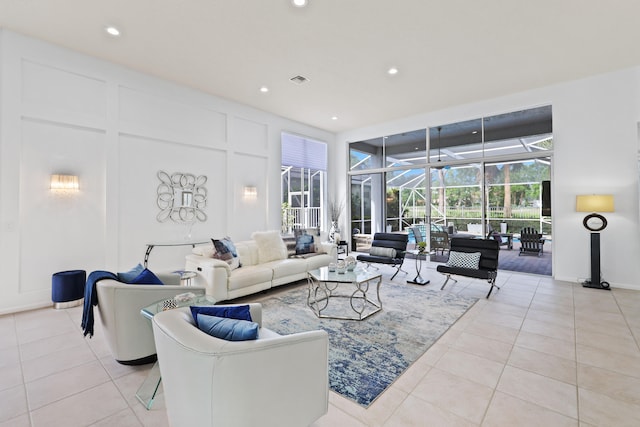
(119, 86, 227, 148)
(19, 119, 106, 292)
(21, 60, 107, 126)
(0, 30, 334, 313)
(117, 134, 226, 270)
(232, 117, 268, 154)
(230, 153, 268, 239)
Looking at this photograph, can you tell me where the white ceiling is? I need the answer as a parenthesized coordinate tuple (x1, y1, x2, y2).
(1, 0, 640, 133)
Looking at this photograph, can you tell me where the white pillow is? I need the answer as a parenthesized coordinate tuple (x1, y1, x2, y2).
(446, 251, 481, 269)
(251, 231, 288, 263)
(192, 245, 215, 258)
(369, 246, 396, 258)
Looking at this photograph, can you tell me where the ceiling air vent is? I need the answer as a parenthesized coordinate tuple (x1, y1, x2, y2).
(289, 75, 310, 85)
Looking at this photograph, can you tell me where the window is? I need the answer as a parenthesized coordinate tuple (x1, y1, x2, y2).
(281, 133, 327, 234)
(348, 106, 553, 274)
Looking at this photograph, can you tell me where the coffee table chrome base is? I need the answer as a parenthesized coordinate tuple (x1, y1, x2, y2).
(307, 273, 382, 321)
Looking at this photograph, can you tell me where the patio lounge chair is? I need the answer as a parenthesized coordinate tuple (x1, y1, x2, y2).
(437, 238, 500, 298)
(356, 232, 408, 280)
(519, 227, 545, 256)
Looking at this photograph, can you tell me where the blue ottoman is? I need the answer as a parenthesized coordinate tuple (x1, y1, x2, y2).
(52, 270, 86, 309)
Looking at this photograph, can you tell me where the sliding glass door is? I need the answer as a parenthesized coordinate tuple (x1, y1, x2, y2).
(485, 158, 551, 236)
(430, 163, 483, 234)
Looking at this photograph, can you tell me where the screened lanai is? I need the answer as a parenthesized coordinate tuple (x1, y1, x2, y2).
(349, 106, 553, 275)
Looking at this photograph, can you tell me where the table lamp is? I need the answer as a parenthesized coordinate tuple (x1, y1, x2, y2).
(576, 194, 614, 290)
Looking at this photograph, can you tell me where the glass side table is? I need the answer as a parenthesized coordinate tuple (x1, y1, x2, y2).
(406, 249, 432, 285)
(171, 270, 198, 287)
(137, 293, 216, 409)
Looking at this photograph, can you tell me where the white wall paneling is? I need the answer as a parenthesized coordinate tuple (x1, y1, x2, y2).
(0, 30, 333, 313)
(21, 59, 107, 128)
(19, 119, 107, 293)
(117, 134, 226, 271)
(229, 152, 269, 240)
(231, 116, 268, 155)
(118, 86, 227, 149)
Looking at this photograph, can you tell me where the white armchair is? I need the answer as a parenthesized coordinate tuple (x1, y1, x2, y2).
(96, 277, 206, 364)
(152, 304, 329, 427)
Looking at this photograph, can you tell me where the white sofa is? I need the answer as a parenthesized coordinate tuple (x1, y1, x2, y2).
(152, 304, 329, 427)
(185, 230, 336, 302)
(96, 275, 206, 364)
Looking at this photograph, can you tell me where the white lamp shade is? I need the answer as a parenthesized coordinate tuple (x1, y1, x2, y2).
(576, 194, 614, 213)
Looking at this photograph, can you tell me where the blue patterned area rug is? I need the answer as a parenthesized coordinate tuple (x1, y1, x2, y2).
(255, 280, 478, 407)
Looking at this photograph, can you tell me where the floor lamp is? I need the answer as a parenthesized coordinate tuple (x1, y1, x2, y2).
(576, 194, 614, 290)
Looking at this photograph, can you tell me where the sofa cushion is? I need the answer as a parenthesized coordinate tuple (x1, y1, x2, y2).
(196, 314, 259, 341)
(228, 265, 273, 291)
(447, 251, 481, 269)
(192, 245, 215, 257)
(268, 258, 308, 280)
(212, 237, 241, 270)
(305, 253, 333, 271)
(251, 231, 287, 263)
(130, 268, 164, 285)
(190, 304, 252, 323)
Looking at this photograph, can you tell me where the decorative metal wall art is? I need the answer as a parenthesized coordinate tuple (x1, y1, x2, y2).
(156, 171, 207, 223)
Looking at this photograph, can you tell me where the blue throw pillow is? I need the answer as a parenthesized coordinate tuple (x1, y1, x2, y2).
(196, 315, 259, 341)
(190, 304, 252, 323)
(130, 268, 164, 285)
(117, 263, 145, 283)
(212, 237, 241, 270)
(294, 230, 315, 255)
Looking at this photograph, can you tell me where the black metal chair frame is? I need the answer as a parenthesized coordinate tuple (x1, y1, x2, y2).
(436, 238, 500, 298)
(356, 232, 408, 280)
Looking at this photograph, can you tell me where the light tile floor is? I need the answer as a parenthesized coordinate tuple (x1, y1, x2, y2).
(1, 261, 640, 426)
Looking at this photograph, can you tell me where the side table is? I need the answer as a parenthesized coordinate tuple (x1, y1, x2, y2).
(336, 240, 349, 259)
(407, 249, 431, 285)
(137, 293, 216, 409)
(172, 270, 198, 286)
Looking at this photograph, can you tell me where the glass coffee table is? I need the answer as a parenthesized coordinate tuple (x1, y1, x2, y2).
(307, 266, 382, 320)
(137, 293, 215, 409)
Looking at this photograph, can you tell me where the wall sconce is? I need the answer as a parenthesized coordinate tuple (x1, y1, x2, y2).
(50, 174, 79, 192)
(576, 194, 614, 290)
(243, 186, 257, 200)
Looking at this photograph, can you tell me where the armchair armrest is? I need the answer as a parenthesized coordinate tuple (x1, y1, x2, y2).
(185, 254, 233, 301)
(318, 241, 337, 259)
(152, 306, 329, 426)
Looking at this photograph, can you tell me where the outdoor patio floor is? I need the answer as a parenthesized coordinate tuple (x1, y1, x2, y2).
(425, 241, 551, 276)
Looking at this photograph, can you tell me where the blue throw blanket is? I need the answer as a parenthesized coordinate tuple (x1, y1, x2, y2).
(81, 270, 118, 337)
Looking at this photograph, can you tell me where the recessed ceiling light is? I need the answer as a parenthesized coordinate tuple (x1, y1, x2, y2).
(105, 26, 121, 37)
(292, 0, 308, 7)
(331, 116, 338, 121)
(472, 130, 478, 134)
(260, 86, 269, 93)
(387, 67, 399, 75)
